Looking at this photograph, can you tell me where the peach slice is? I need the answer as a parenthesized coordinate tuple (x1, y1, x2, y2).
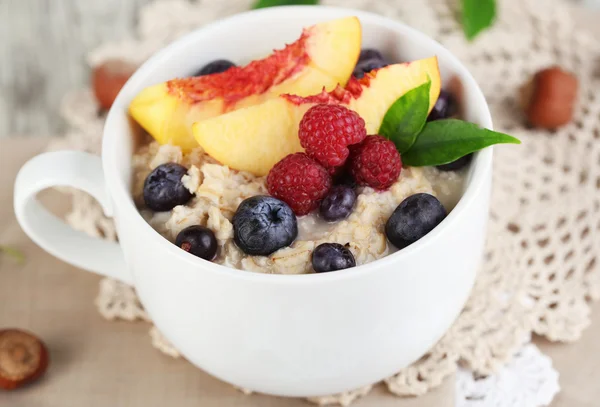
(192, 57, 441, 175)
(129, 17, 362, 151)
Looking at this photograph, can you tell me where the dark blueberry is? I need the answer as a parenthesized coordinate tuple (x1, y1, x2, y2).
(312, 243, 356, 273)
(359, 48, 386, 62)
(427, 90, 459, 121)
(233, 196, 298, 256)
(385, 193, 447, 250)
(319, 186, 357, 222)
(353, 58, 389, 79)
(195, 59, 236, 76)
(143, 163, 193, 211)
(436, 153, 473, 172)
(175, 225, 218, 261)
(333, 168, 357, 188)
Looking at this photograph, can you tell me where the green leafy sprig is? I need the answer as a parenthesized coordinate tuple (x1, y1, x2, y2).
(252, 0, 318, 9)
(0, 245, 26, 265)
(378, 81, 519, 166)
(461, 0, 497, 40)
(379, 80, 432, 154)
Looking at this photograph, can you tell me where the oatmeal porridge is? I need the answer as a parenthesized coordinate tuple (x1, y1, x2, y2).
(125, 17, 513, 275)
(133, 141, 467, 274)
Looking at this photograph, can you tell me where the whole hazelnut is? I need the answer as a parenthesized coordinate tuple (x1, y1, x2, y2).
(92, 59, 137, 111)
(520, 67, 578, 129)
(0, 329, 49, 390)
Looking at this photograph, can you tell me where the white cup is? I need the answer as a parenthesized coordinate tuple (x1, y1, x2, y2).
(14, 6, 492, 397)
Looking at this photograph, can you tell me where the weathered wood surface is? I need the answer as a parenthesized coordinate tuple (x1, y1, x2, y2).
(1, 1, 599, 139)
(0, 0, 159, 138)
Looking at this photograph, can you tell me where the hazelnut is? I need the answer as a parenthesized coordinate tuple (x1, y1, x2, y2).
(0, 329, 49, 390)
(92, 59, 137, 111)
(520, 67, 578, 129)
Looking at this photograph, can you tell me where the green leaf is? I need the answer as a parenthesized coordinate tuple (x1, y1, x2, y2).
(402, 119, 520, 167)
(252, 0, 318, 9)
(461, 0, 496, 40)
(0, 245, 26, 265)
(379, 80, 431, 154)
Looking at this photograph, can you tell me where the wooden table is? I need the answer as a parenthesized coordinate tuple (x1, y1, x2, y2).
(0, 0, 156, 139)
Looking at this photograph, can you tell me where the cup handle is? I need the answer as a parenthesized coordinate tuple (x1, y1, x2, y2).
(14, 151, 133, 285)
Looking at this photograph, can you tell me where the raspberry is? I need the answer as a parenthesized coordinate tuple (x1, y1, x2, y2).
(267, 153, 332, 216)
(299, 104, 367, 171)
(349, 135, 402, 190)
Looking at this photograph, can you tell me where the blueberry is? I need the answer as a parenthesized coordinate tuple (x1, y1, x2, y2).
(143, 163, 193, 211)
(195, 59, 236, 76)
(333, 169, 357, 189)
(353, 48, 390, 78)
(312, 243, 356, 273)
(175, 225, 218, 261)
(353, 58, 389, 79)
(319, 186, 357, 222)
(427, 90, 458, 121)
(436, 153, 473, 172)
(385, 193, 447, 250)
(359, 48, 386, 62)
(233, 196, 298, 256)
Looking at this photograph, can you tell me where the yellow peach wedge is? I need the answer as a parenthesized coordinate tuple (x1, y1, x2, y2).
(129, 17, 362, 151)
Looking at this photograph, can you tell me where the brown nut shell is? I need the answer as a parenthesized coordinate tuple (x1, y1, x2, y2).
(92, 59, 137, 111)
(520, 67, 578, 129)
(0, 329, 49, 390)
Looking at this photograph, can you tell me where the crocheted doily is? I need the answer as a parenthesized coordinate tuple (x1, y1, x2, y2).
(47, 0, 600, 404)
(456, 342, 559, 407)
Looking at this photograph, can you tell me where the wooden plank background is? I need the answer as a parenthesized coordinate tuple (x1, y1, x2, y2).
(0, 0, 159, 139)
(1, 1, 598, 140)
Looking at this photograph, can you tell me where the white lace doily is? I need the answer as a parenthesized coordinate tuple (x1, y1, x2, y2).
(47, 0, 600, 405)
(456, 343, 560, 407)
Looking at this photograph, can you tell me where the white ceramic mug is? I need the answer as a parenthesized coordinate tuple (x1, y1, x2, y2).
(14, 6, 492, 397)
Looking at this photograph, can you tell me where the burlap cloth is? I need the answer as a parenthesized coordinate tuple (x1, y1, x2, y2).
(5, 0, 598, 405)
